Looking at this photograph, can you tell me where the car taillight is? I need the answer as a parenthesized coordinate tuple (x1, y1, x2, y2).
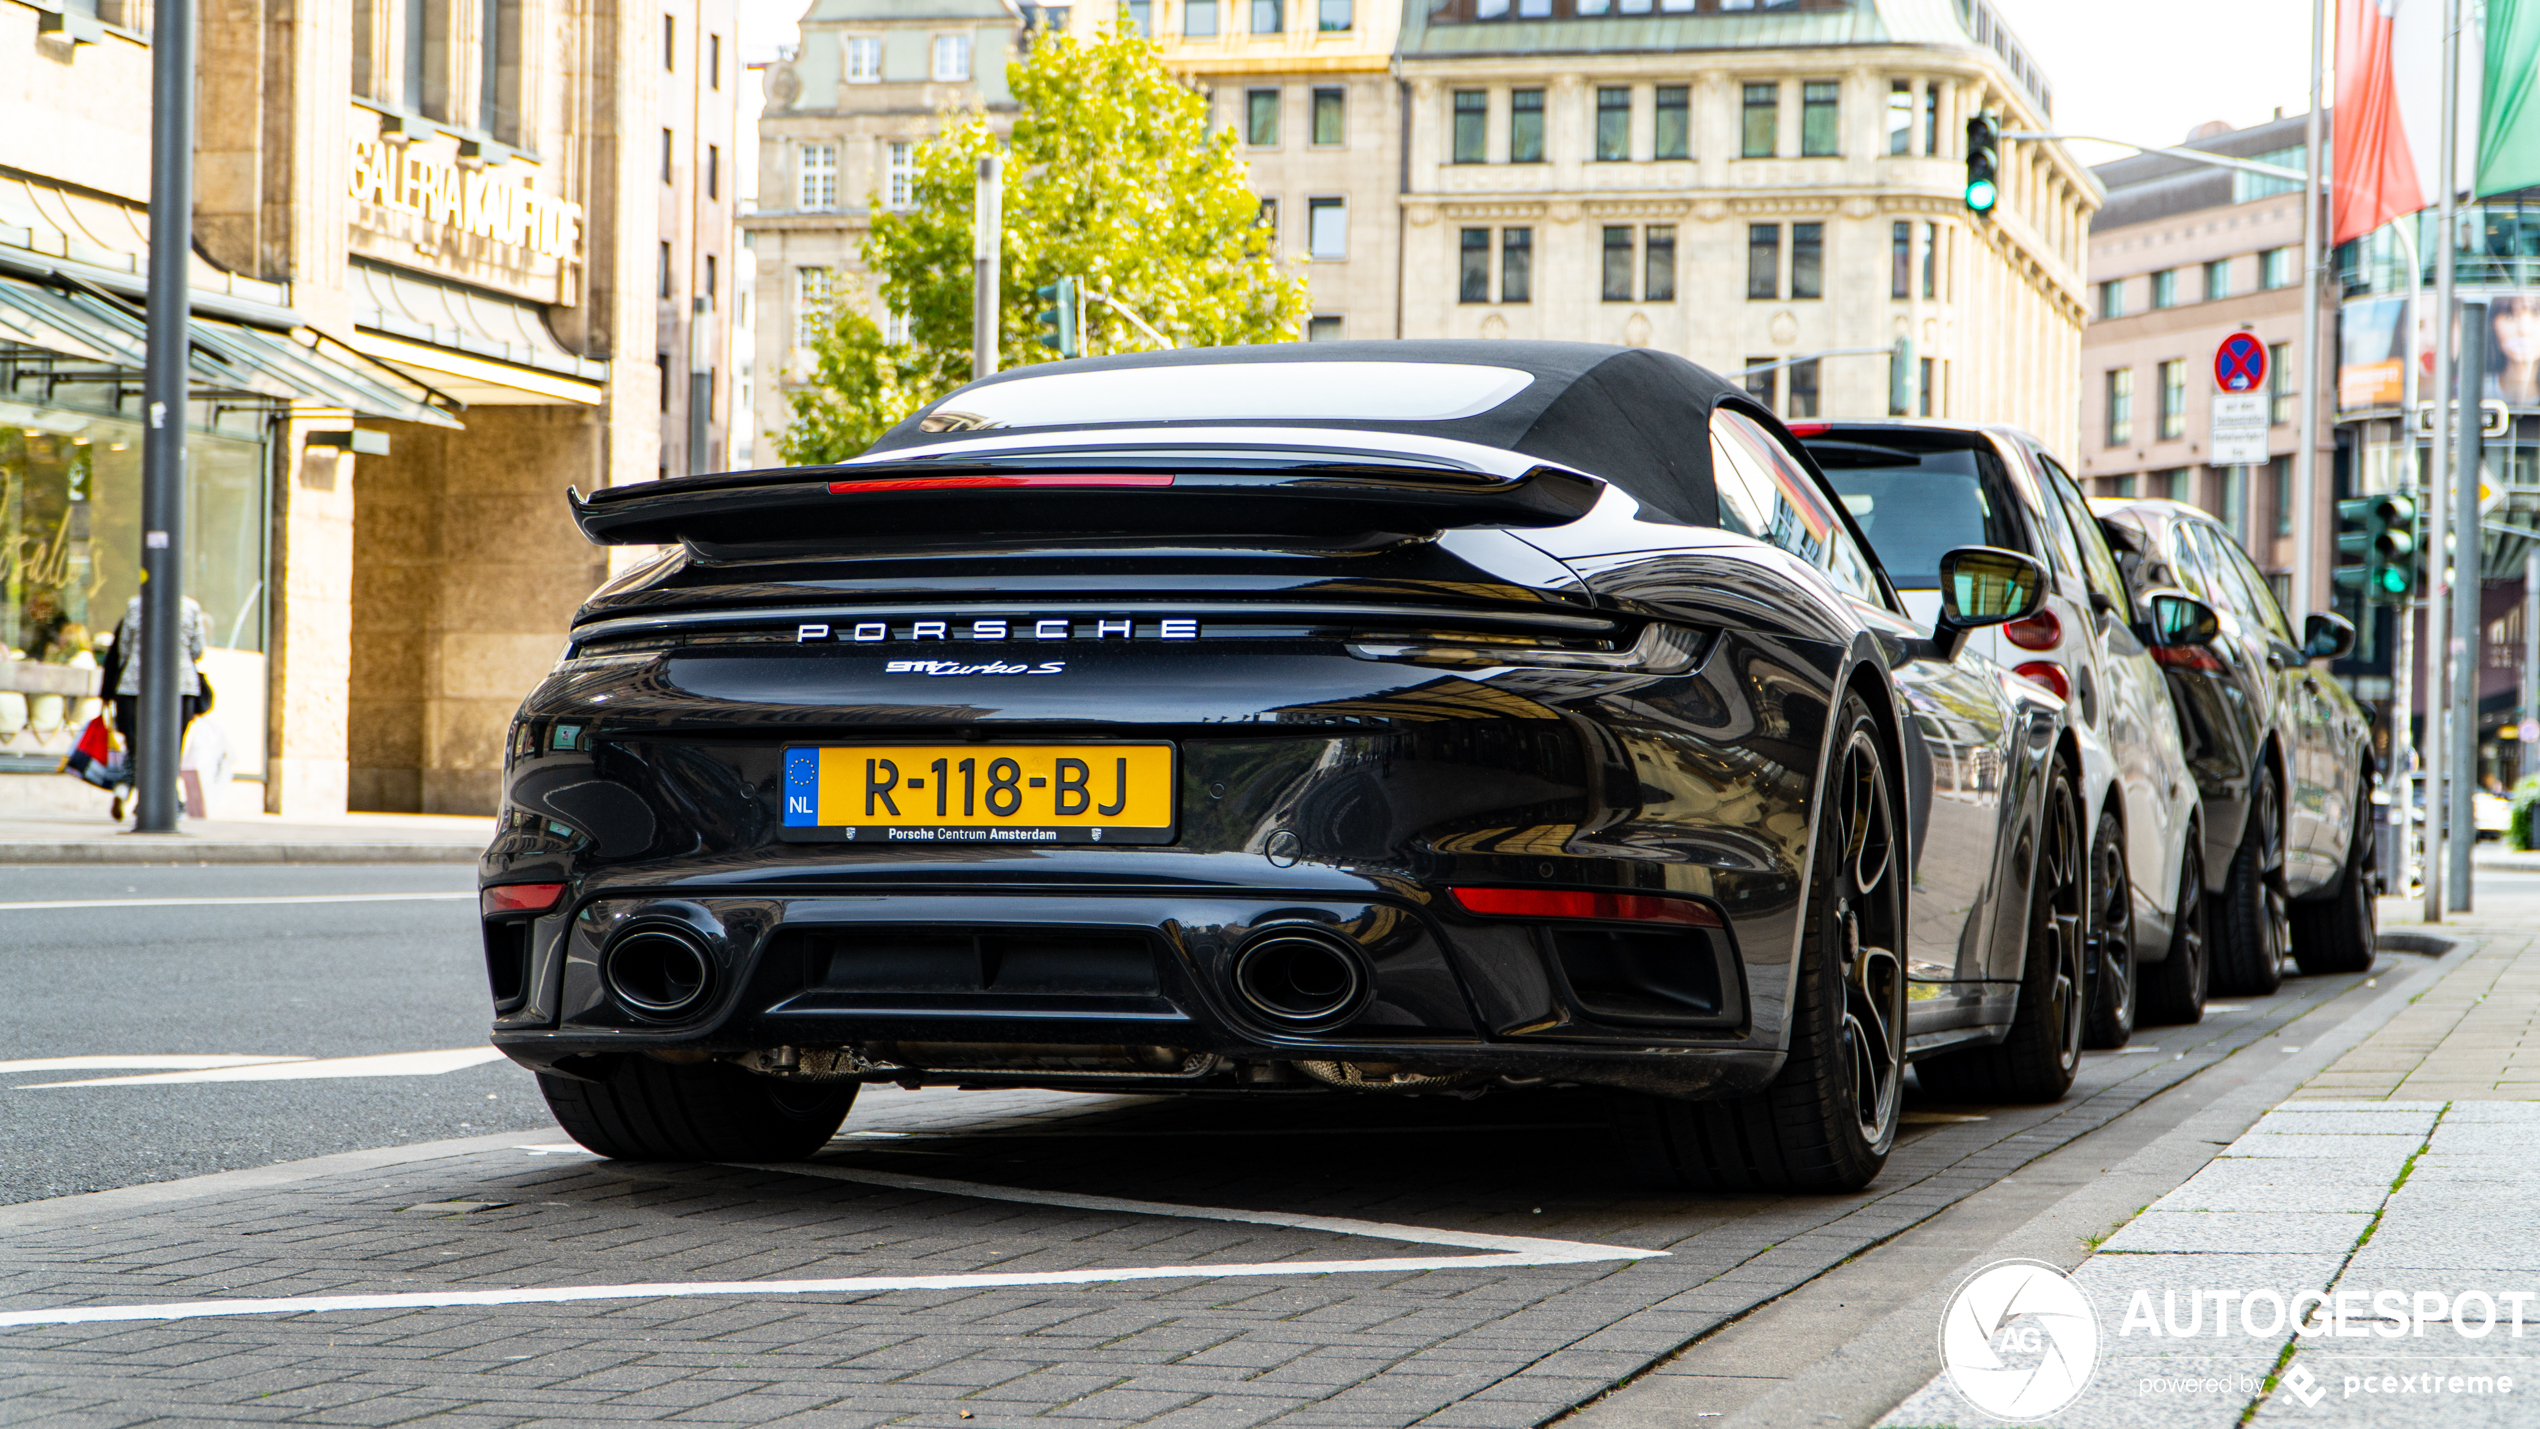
(2151, 645, 2227, 674)
(1784, 422, 1831, 438)
(1449, 887, 1723, 928)
(827, 474, 1175, 494)
(2013, 660, 2070, 701)
(482, 883, 566, 916)
(2003, 609, 2062, 651)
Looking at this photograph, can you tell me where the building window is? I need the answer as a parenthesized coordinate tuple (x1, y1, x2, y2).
(2099, 279, 2123, 319)
(1922, 221, 1938, 299)
(1307, 197, 1346, 258)
(2260, 247, 2293, 289)
(1252, 0, 1280, 32)
(1748, 223, 1780, 299)
(663, 12, 674, 68)
(2269, 342, 2293, 425)
(480, 0, 524, 141)
(1654, 85, 1689, 160)
(1601, 226, 1633, 301)
(1596, 87, 1630, 161)
(1743, 357, 1776, 410)
(795, 267, 832, 346)
(886, 141, 914, 209)
(1888, 79, 1912, 154)
(1800, 81, 1839, 156)
(1307, 315, 1343, 340)
(2204, 258, 2231, 301)
(1246, 88, 1280, 146)
(1924, 81, 1942, 155)
(707, 144, 719, 200)
(709, 32, 721, 87)
(2159, 359, 2185, 440)
(1452, 91, 1487, 163)
(1891, 222, 1911, 300)
(1509, 89, 1545, 163)
(1789, 358, 1820, 419)
(845, 36, 881, 81)
(662, 127, 675, 184)
(1741, 83, 1777, 158)
(2107, 369, 2133, 447)
(2272, 457, 2292, 536)
(1312, 87, 1344, 145)
(885, 306, 909, 344)
(1319, 0, 1350, 29)
(932, 34, 971, 80)
(1501, 227, 1531, 303)
(2150, 268, 2177, 309)
(1460, 228, 1490, 303)
(1186, 0, 1218, 34)
(659, 240, 672, 298)
(1791, 222, 1823, 300)
(704, 253, 717, 300)
(799, 143, 837, 209)
(1919, 357, 1936, 416)
(1258, 195, 1279, 239)
(1644, 225, 1675, 302)
(1126, 0, 1151, 34)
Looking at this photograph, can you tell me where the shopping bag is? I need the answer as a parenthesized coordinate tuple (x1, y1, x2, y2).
(63, 715, 127, 790)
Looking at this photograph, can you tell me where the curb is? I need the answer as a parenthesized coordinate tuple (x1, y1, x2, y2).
(0, 840, 484, 865)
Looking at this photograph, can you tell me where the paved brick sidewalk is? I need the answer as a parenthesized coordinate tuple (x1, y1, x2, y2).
(2295, 918, 2540, 1103)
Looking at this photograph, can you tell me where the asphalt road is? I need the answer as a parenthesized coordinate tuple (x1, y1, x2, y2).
(0, 864, 559, 1205)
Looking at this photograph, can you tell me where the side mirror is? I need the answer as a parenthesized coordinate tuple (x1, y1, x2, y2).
(2142, 589, 2220, 648)
(1920, 546, 2047, 660)
(2304, 610, 2358, 662)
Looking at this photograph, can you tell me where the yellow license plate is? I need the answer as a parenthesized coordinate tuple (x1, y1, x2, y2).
(780, 744, 1176, 845)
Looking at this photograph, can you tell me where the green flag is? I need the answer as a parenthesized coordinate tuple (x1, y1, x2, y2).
(2481, 0, 2540, 196)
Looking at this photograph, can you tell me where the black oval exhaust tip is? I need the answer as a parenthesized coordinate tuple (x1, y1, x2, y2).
(1232, 930, 1370, 1030)
(605, 925, 715, 1017)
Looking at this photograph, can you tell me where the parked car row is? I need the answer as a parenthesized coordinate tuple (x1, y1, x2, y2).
(481, 343, 2380, 1197)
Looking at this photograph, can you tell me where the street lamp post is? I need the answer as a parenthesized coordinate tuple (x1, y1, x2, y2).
(136, 0, 195, 835)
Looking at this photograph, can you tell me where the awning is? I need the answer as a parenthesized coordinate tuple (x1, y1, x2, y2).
(0, 268, 462, 428)
(347, 260, 606, 406)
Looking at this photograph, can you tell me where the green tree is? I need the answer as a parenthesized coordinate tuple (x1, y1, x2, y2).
(770, 283, 929, 466)
(771, 16, 1307, 460)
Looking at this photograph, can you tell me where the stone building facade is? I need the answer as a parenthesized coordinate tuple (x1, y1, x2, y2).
(1393, 0, 2095, 455)
(0, 0, 735, 817)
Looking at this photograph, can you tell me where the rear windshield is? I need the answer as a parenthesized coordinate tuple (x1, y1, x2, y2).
(1801, 433, 2021, 589)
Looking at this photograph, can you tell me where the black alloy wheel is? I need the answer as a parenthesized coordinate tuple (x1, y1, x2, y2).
(1610, 693, 1907, 1193)
(2082, 804, 2136, 1049)
(2292, 773, 2378, 976)
(2138, 827, 2210, 1025)
(539, 1058, 859, 1161)
(2212, 767, 2289, 996)
(1915, 759, 2085, 1103)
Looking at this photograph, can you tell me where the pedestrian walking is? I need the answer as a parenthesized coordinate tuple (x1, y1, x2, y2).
(96, 592, 212, 824)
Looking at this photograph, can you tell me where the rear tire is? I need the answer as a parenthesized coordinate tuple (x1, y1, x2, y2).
(2211, 768, 2288, 996)
(1914, 759, 2085, 1104)
(2138, 829, 2209, 1025)
(2291, 774, 2377, 976)
(2082, 803, 2136, 1050)
(1610, 695, 1906, 1193)
(538, 1058, 858, 1161)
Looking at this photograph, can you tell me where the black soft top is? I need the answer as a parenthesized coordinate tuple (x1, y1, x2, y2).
(866, 341, 1752, 527)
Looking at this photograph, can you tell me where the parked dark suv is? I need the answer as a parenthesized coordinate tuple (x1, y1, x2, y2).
(2091, 498, 2377, 992)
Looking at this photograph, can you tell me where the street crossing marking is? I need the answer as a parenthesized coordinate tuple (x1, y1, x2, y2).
(0, 1056, 312, 1074)
(14, 1048, 507, 1087)
(0, 892, 475, 912)
(0, 1159, 1666, 1330)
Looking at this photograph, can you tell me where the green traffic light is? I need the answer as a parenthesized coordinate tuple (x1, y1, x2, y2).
(1965, 178, 1998, 213)
(2379, 567, 2411, 595)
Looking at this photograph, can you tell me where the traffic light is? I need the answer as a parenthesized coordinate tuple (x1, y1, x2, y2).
(1964, 115, 2000, 216)
(1034, 276, 1080, 358)
(2334, 492, 2418, 618)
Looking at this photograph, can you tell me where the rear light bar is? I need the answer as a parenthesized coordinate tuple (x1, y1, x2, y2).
(1783, 422, 1831, 438)
(828, 474, 1176, 495)
(2013, 660, 2071, 701)
(482, 883, 566, 917)
(1450, 887, 1723, 928)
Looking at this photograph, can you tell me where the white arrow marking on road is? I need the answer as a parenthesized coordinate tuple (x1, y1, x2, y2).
(16, 1048, 506, 1087)
(0, 892, 475, 912)
(0, 1162, 1664, 1329)
(0, 1056, 313, 1074)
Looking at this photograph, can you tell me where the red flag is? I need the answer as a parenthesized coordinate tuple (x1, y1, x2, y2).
(2335, 0, 2427, 244)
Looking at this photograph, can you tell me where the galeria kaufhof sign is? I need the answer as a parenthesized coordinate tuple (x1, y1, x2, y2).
(349, 129, 585, 305)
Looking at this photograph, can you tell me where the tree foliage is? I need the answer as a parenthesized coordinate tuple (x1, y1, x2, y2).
(771, 17, 1309, 462)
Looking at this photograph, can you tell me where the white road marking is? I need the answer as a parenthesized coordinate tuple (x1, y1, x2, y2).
(16, 1048, 506, 1088)
(0, 1158, 1664, 1330)
(0, 1056, 311, 1074)
(514, 1144, 594, 1156)
(0, 892, 475, 913)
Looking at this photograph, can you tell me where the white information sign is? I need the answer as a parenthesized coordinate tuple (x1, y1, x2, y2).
(2209, 393, 2270, 466)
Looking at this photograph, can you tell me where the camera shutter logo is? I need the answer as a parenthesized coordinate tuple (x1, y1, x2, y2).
(1939, 1259, 2101, 1418)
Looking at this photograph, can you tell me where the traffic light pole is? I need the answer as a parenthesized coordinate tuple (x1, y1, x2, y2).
(2450, 295, 2488, 912)
(2426, 0, 2462, 921)
(136, 0, 195, 836)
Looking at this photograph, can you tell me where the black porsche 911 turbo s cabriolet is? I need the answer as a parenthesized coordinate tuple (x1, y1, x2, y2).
(481, 341, 2090, 1193)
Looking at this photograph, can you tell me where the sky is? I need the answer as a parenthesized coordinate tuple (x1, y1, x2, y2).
(1993, 0, 2320, 161)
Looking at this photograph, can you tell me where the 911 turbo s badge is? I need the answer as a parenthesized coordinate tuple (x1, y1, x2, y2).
(884, 659, 1067, 677)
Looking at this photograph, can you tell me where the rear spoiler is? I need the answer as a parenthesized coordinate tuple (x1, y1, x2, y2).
(568, 459, 1602, 547)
